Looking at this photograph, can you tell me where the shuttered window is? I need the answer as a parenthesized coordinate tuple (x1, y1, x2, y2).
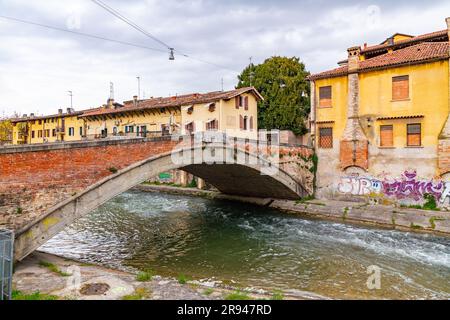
(407, 123, 421, 146)
(319, 127, 333, 148)
(206, 119, 218, 131)
(392, 75, 409, 100)
(380, 125, 393, 147)
(319, 86, 332, 108)
(244, 96, 249, 110)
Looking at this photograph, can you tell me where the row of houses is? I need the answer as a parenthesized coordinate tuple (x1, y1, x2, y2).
(11, 87, 262, 144)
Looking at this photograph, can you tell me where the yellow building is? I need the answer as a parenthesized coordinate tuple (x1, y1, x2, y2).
(11, 108, 85, 144)
(308, 17, 450, 204)
(11, 87, 262, 144)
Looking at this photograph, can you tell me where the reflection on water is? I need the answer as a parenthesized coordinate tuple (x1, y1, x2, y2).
(40, 190, 450, 299)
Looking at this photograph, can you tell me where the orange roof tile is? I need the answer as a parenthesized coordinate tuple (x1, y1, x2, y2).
(308, 42, 449, 80)
(81, 87, 263, 118)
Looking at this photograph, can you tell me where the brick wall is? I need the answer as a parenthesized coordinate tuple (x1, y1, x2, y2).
(0, 138, 179, 230)
(340, 140, 369, 170)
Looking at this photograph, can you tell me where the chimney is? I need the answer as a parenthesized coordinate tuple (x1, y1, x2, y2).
(107, 98, 114, 109)
(58, 108, 63, 115)
(133, 95, 138, 107)
(67, 108, 72, 114)
(347, 46, 361, 73)
(446, 17, 450, 54)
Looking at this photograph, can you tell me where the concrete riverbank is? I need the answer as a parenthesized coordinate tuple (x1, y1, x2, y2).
(134, 184, 450, 236)
(12, 251, 319, 300)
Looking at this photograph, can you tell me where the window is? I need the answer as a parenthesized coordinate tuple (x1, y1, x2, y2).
(187, 106, 194, 114)
(68, 127, 74, 136)
(407, 123, 421, 146)
(125, 125, 134, 133)
(185, 122, 195, 134)
(79, 127, 83, 136)
(380, 125, 393, 147)
(44, 129, 50, 137)
(38, 130, 43, 138)
(52, 129, 56, 137)
(392, 75, 409, 100)
(235, 95, 248, 109)
(319, 86, 332, 107)
(319, 127, 333, 148)
(243, 116, 248, 130)
(31, 131, 35, 139)
(206, 119, 218, 131)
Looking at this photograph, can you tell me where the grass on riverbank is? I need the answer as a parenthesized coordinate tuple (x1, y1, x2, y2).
(12, 290, 58, 300)
(136, 269, 154, 282)
(39, 260, 71, 277)
(224, 290, 251, 300)
(122, 287, 151, 300)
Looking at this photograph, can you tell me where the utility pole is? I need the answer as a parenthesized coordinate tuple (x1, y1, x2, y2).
(249, 57, 255, 87)
(67, 91, 73, 109)
(136, 76, 141, 99)
(110, 82, 114, 100)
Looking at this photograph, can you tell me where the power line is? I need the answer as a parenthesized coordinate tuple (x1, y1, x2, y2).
(0, 15, 167, 53)
(90, 0, 239, 72)
(90, 0, 171, 49)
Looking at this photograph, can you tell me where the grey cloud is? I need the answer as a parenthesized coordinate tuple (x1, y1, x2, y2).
(0, 0, 449, 115)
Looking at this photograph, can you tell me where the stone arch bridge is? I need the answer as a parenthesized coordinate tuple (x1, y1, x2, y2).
(0, 136, 314, 261)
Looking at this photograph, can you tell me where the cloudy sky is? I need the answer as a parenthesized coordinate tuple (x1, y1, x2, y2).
(0, 0, 449, 116)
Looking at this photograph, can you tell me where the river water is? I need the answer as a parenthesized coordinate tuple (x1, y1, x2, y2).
(40, 190, 450, 299)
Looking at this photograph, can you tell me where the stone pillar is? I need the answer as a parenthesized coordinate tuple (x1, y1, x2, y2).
(437, 17, 450, 175)
(309, 80, 316, 148)
(340, 46, 369, 170)
(197, 177, 205, 189)
(179, 170, 188, 186)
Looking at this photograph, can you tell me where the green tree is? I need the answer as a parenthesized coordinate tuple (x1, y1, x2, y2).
(236, 56, 310, 135)
(0, 118, 13, 144)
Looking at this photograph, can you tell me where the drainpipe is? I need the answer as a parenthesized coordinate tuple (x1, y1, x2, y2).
(310, 80, 316, 148)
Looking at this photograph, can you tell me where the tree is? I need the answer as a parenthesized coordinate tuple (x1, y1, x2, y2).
(236, 56, 310, 135)
(0, 112, 19, 144)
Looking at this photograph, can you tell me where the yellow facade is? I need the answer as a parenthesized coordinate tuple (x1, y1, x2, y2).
(181, 92, 258, 139)
(12, 113, 85, 144)
(314, 60, 449, 150)
(11, 88, 261, 144)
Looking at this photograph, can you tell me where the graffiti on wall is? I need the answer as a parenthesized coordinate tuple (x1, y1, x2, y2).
(338, 170, 450, 204)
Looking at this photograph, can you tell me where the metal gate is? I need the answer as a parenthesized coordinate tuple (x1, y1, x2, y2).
(0, 229, 14, 300)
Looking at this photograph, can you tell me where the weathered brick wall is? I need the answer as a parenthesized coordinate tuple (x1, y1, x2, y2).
(0, 138, 179, 231)
(438, 140, 450, 175)
(340, 140, 369, 170)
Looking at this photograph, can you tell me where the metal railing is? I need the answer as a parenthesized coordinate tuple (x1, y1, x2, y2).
(0, 229, 14, 300)
(81, 130, 173, 141)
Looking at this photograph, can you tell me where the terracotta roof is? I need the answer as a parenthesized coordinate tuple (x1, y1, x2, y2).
(308, 42, 449, 80)
(81, 87, 263, 118)
(362, 29, 448, 54)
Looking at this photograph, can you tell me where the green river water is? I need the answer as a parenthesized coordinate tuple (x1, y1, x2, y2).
(40, 190, 450, 299)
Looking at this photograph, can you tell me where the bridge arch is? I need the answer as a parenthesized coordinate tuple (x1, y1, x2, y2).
(14, 144, 307, 261)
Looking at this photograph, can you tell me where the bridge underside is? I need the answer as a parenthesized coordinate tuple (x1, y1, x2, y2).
(183, 164, 303, 199)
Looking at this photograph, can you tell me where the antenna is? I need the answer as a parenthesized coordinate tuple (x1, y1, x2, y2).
(136, 76, 141, 99)
(67, 90, 73, 109)
(169, 48, 175, 60)
(109, 82, 114, 100)
(221, 77, 224, 91)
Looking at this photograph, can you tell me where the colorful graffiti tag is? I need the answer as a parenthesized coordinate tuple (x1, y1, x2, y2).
(337, 170, 450, 204)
